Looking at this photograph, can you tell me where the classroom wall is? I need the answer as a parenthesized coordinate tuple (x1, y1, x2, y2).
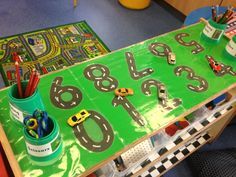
(164, 0, 234, 16)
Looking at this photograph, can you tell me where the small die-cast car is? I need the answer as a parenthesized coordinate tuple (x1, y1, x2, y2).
(114, 88, 134, 97)
(167, 52, 176, 65)
(158, 84, 167, 101)
(208, 58, 222, 73)
(67, 109, 90, 127)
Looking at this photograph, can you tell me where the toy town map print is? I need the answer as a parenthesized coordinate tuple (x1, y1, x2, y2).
(0, 21, 109, 86)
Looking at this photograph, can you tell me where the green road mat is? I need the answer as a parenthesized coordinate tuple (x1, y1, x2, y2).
(0, 21, 110, 86)
(0, 23, 235, 177)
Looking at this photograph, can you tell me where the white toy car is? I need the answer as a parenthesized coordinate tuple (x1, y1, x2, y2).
(167, 52, 176, 65)
(158, 84, 168, 101)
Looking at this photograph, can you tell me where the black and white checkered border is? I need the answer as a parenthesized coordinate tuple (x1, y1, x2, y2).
(124, 103, 234, 177)
(139, 133, 211, 177)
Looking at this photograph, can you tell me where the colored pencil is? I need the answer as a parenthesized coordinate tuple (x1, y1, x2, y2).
(224, 10, 234, 22)
(215, 5, 219, 21)
(212, 6, 216, 21)
(210, 5, 235, 24)
(24, 69, 36, 97)
(28, 72, 40, 96)
(15, 61, 23, 98)
(12, 52, 20, 62)
(219, 9, 233, 24)
(225, 12, 235, 23)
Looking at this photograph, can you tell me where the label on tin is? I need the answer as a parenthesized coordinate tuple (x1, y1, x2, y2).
(26, 133, 61, 157)
(9, 103, 24, 123)
(203, 24, 224, 40)
(226, 39, 236, 57)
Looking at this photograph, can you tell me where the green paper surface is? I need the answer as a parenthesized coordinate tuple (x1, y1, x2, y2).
(0, 23, 235, 177)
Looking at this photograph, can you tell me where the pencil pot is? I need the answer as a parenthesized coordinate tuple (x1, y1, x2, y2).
(8, 81, 45, 124)
(23, 116, 63, 166)
(225, 35, 236, 58)
(201, 19, 227, 43)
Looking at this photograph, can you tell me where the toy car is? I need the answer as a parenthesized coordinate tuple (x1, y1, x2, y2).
(67, 109, 90, 127)
(167, 52, 176, 65)
(207, 56, 222, 73)
(158, 84, 167, 101)
(114, 88, 134, 97)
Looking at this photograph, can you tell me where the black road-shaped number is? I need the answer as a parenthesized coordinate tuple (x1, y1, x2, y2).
(175, 33, 204, 54)
(125, 52, 154, 80)
(174, 66, 208, 92)
(112, 96, 145, 126)
(50, 77, 82, 109)
(84, 64, 118, 92)
(141, 79, 182, 110)
(73, 110, 114, 152)
(148, 42, 172, 58)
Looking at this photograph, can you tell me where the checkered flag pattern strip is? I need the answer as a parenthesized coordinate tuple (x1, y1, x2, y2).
(125, 103, 233, 177)
(139, 133, 211, 177)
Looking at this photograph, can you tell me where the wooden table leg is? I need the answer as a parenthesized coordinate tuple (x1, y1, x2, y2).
(0, 124, 23, 177)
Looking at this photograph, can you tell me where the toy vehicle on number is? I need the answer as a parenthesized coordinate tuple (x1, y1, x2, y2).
(167, 52, 176, 65)
(114, 88, 134, 97)
(207, 56, 222, 73)
(67, 109, 91, 127)
(158, 84, 167, 101)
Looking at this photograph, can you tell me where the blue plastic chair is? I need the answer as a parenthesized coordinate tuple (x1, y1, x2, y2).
(184, 6, 228, 26)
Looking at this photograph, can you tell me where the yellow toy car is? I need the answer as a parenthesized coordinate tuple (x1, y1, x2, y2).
(67, 109, 90, 127)
(114, 88, 134, 97)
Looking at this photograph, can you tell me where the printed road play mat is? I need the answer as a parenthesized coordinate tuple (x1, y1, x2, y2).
(0, 21, 110, 86)
(0, 22, 235, 177)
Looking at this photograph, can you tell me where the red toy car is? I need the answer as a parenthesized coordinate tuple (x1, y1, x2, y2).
(207, 56, 222, 73)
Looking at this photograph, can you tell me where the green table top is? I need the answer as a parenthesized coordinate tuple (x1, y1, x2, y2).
(0, 23, 235, 177)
